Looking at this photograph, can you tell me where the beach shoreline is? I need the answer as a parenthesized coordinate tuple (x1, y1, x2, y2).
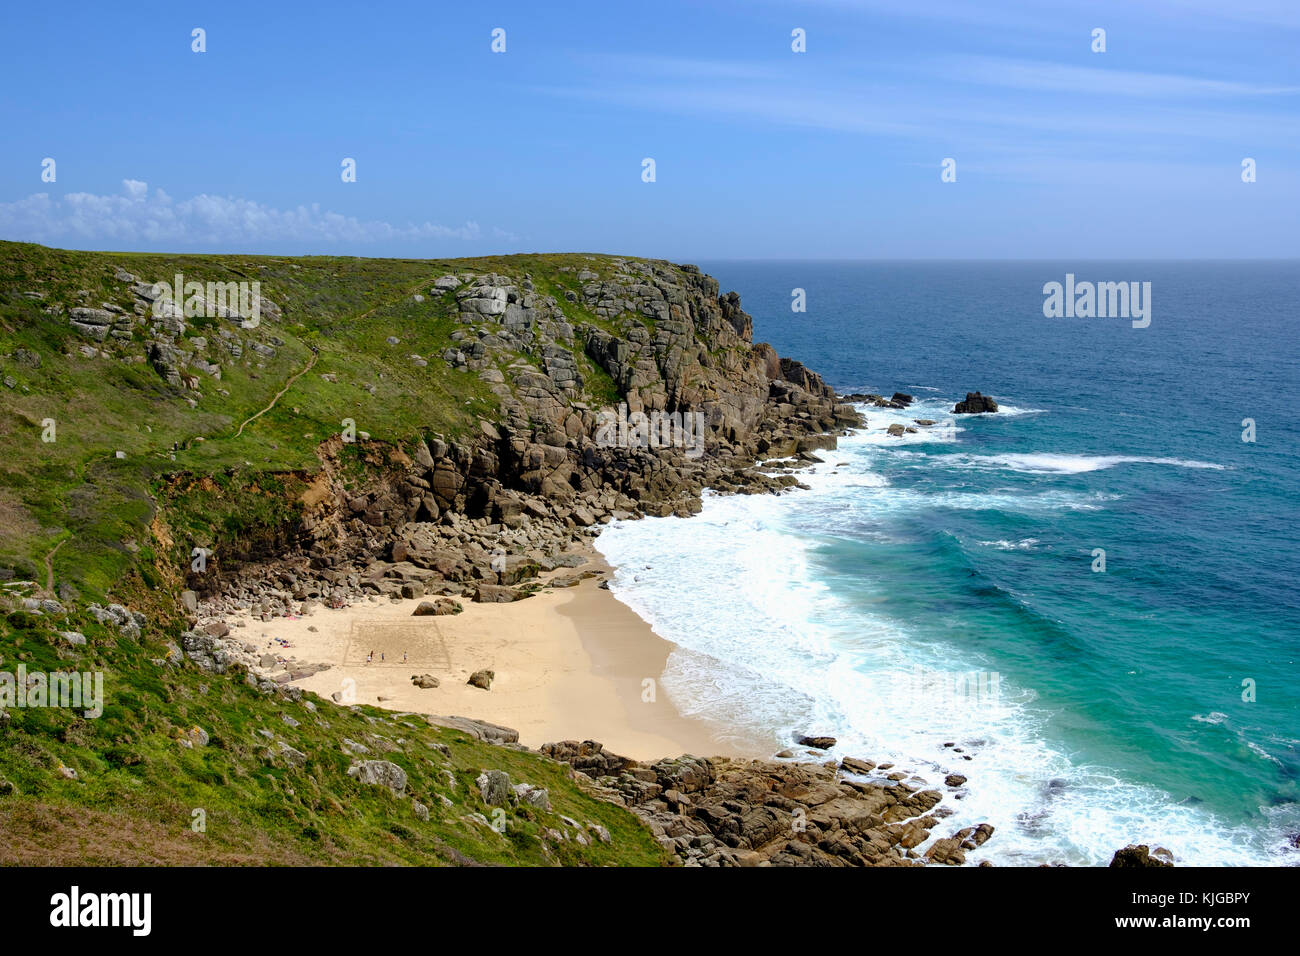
(233, 550, 753, 763)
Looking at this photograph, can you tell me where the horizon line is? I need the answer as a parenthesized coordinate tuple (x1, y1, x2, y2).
(3, 240, 1298, 264)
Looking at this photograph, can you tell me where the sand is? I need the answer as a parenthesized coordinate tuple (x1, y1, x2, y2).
(231, 557, 747, 762)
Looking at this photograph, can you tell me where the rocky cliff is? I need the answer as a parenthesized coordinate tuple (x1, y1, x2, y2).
(0, 243, 861, 600)
(0, 243, 891, 868)
(138, 253, 865, 606)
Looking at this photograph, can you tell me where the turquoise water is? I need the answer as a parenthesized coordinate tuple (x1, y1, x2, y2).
(595, 261, 1299, 865)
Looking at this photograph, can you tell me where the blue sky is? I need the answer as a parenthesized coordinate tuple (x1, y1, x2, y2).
(1, 0, 1297, 258)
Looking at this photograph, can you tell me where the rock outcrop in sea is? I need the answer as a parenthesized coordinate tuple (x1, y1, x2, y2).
(954, 391, 998, 413)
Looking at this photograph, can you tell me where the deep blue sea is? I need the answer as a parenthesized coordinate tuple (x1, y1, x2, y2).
(596, 261, 1300, 865)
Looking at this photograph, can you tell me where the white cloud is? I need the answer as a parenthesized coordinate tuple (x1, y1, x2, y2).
(580, 53, 775, 82)
(792, 0, 1300, 30)
(534, 49, 1300, 157)
(947, 57, 1300, 99)
(0, 180, 482, 245)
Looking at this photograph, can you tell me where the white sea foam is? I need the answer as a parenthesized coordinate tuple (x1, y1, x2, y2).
(854, 427, 961, 448)
(847, 399, 962, 447)
(952, 453, 1226, 475)
(979, 538, 1041, 550)
(594, 439, 1284, 866)
(986, 403, 1048, 418)
(775, 429, 1116, 517)
(854, 486, 1113, 516)
(845, 396, 1050, 449)
(1247, 742, 1284, 766)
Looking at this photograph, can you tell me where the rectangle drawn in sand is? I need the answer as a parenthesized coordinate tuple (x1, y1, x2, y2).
(345, 621, 451, 670)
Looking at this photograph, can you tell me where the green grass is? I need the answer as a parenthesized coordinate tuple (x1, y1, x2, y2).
(0, 243, 682, 602)
(0, 241, 705, 866)
(0, 603, 670, 865)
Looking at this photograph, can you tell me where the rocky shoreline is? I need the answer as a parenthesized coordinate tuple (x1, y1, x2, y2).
(0, 249, 1205, 866)
(181, 506, 1012, 866)
(175, 437, 1013, 864)
(542, 740, 993, 867)
(176, 262, 865, 692)
(143, 259, 1142, 866)
(156, 261, 1018, 865)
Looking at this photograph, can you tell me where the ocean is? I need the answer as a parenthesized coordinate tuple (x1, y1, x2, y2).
(594, 260, 1300, 866)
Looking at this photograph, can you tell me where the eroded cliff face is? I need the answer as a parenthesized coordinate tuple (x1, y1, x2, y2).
(181, 257, 862, 603)
(437, 256, 851, 505)
(573, 267, 769, 440)
(444, 257, 830, 446)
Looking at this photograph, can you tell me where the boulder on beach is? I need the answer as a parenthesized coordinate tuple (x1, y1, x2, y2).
(474, 584, 525, 603)
(954, 391, 998, 414)
(495, 554, 541, 585)
(412, 598, 462, 616)
(797, 734, 837, 750)
(411, 674, 440, 689)
(467, 669, 495, 690)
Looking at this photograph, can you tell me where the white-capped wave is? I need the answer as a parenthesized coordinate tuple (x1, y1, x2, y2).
(979, 538, 1041, 550)
(844, 396, 1048, 449)
(592, 438, 1284, 866)
(951, 453, 1226, 475)
(1247, 742, 1284, 766)
(987, 403, 1048, 417)
(840, 400, 960, 447)
(867, 487, 1113, 515)
(856, 426, 961, 447)
(761, 432, 1115, 519)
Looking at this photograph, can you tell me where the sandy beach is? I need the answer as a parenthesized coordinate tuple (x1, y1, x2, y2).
(231, 556, 748, 762)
